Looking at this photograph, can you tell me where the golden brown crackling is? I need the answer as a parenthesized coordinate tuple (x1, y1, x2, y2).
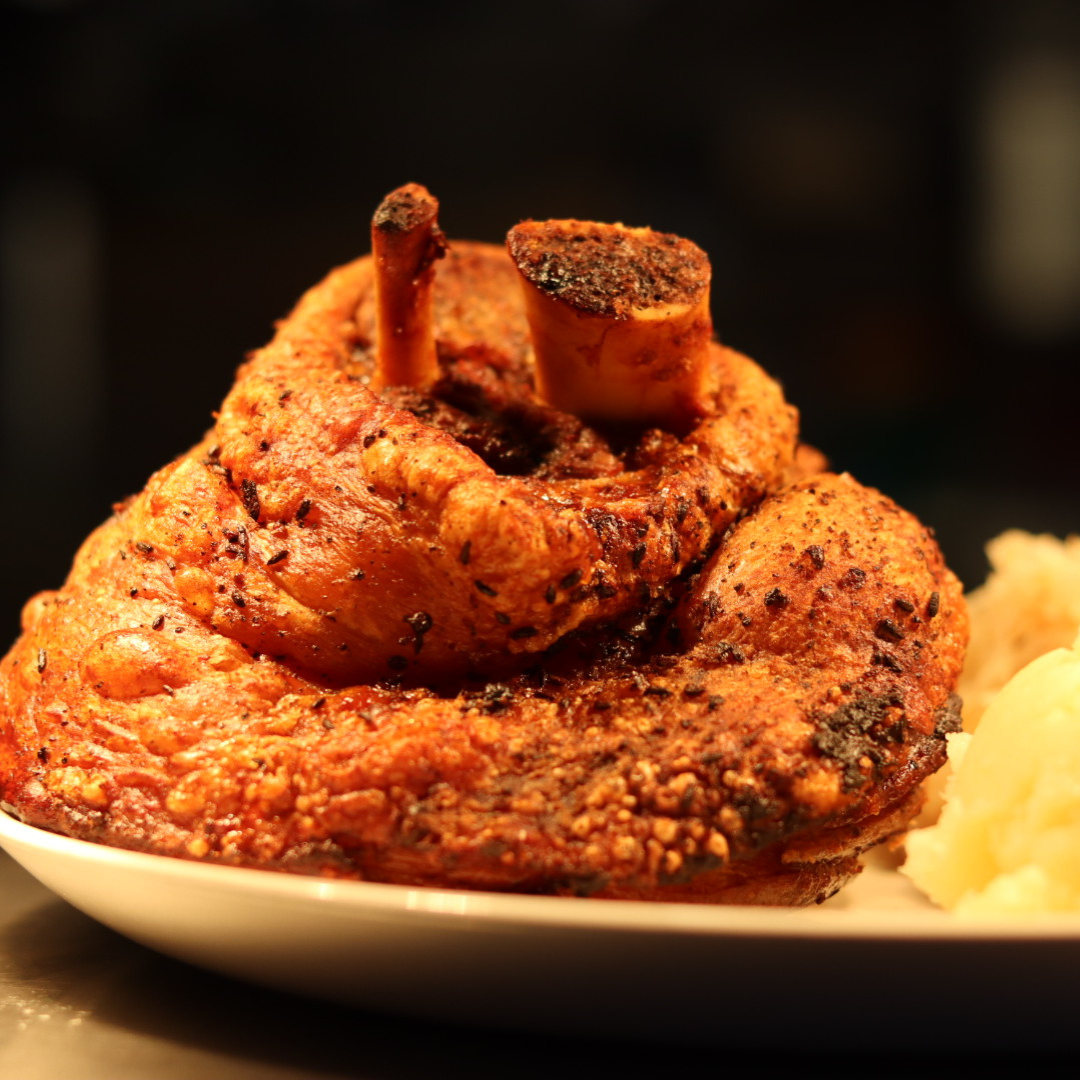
(0, 201, 966, 903)
(203, 243, 796, 681)
(0, 469, 965, 901)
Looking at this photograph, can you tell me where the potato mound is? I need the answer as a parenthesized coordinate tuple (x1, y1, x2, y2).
(960, 531, 1080, 730)
(904, 636, 1080, 913)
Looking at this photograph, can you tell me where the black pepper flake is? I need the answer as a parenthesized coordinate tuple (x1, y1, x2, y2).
(715, 642, 745, 664)
(152, 615, 165, 630)
(232, 592, 246, 608)
(675, 497, 691, 525)
(312, 697, 326, 710)
(805, 544, 826, 570)
(459, 540, 472, 565)
(480, 683, 514, 713)
(267, 550, 288, 566)
(560, 568, 583, 590)
(475, 580, 498, 597)
(353, 569, 366, 581)
(404, 611, 434, 653)
(37, 746, 49, 763)
(840, 567, 866, 589)
(871, 650, 904, 673)
(739, 612, 753, 628)
(278, 388, 293, 403)
(763, 587, 789, 608)
(135, 541, 154, 555)
(36, 649, 47, 674)
(510, 625, 538, 640)
(495, 612, 511, 625)
(596, 582, 618, 599)
(875, 618, 905, 643)
(387, 654, 408, 671)
(644, 685, 672, 698)
(130, 588, 138, 598)
(927, 592, 940, 618)
(363, 434, 377, 449)
(544, 584, 556, 603)
(240, 479, 261, 522)
(683, 685, 706, 697)
(631, 543, 647, 568)
(296, 498, 312, 522)
(894, 597, 915, 614)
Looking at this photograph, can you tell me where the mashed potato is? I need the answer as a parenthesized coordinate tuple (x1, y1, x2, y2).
(904, 637, 1080, 913)
(959, 530, 1080, 730)
(903, 530, 1080, 913)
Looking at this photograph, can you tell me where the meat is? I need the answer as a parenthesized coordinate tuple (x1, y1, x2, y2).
(0, 185, 967, 903)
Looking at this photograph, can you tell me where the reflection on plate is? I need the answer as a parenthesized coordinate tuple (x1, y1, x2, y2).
(3, 808, 1080, 1048)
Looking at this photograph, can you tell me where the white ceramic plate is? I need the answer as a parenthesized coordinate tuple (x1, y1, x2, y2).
(3, 808, 1080, 1046)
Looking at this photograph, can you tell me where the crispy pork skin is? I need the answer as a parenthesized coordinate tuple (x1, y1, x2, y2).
(0, 188, 966, 903)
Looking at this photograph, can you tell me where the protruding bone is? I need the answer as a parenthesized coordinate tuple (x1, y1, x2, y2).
(371, 183, 448, 391)
(508, 220, 715, 431)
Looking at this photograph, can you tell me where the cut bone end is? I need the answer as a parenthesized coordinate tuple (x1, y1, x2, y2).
(371, 184, 447, 391)
(508, 219, 716, 430)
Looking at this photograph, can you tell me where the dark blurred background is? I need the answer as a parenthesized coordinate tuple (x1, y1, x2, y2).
(2, 0, 1080, 638)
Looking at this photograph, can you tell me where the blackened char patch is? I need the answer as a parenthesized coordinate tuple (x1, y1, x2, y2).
(812, 692, 907, 792)
(933, 693, 963, 737)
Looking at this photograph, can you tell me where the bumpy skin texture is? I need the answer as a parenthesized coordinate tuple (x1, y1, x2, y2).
(0, 242, 967, 903)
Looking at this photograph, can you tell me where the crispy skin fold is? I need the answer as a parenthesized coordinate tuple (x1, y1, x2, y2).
(0, 241, 966, 904)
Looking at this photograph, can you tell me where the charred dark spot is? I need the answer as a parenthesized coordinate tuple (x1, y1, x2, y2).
(763, 588, 789, 608)
(840, 567, 866, 590)
(475, 580, 498, 597)
(240, 479, 261, 522)
(404, 611, 434, 653)
(560, 568, 583, 590)
(875, 618, 905, 643)
(267, 550, 288, 566)
(715, 642, 745, 665)
(510, 625, 538, 640)
(871, 650, 904, 673)
(812, 692, 906, 791)
(933, 694, 963, 737)
(805, 544, 826, 570)
(459, 541, 472, 565)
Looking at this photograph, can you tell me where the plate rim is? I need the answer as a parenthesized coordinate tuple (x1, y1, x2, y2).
(4, 807, 1080, 943)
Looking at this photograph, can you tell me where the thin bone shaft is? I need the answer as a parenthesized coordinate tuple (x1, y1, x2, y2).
(372, 184, 447, 391)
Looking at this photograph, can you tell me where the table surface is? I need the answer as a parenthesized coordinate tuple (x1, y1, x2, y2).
(1, 849, 1074, 1078)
